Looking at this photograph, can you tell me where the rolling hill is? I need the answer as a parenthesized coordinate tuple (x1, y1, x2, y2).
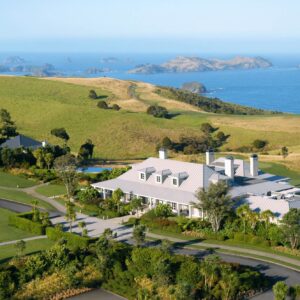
(0, 76, 300, 176)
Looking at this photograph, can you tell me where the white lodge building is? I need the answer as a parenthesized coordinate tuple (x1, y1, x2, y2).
(92, 149, 300, 219)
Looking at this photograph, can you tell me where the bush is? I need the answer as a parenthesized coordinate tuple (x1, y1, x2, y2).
(9, 212, 46, 235)
(112, 104, 121, 111)
(97, 101, 109, 109)
(46, 227, 92, 250)
(250, 236, 270, 247)
(146, 105, 169, 118)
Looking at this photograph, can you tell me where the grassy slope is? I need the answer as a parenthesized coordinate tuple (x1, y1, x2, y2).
(35, 184, 66, 197)
(0, 238, 54, 263)
(0, 208, 34, 242)
(0, 76, 300, 174)
(0, 171, 37, 188)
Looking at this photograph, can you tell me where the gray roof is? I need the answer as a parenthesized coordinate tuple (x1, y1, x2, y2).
(0, 135, 42, 150)
(92, 156, 294, 205)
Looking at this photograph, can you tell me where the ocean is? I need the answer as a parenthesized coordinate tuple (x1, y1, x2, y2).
(1, 52, 300, 113)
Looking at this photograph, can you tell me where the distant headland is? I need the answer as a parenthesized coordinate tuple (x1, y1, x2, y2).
(128, 56, 272, 74)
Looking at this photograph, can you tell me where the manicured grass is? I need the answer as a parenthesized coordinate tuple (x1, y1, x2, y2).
(0, 188, 55, 210)
(0, 208, 34, 242)
(0, 238, 54, 263)
(0, 171, 37, 188)
(259, 161, 300, 186)
(35, 184, 66, 197)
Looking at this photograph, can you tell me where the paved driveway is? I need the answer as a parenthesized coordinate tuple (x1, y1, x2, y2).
(69, 289, 126, 300)
(50, 214, 133, 239)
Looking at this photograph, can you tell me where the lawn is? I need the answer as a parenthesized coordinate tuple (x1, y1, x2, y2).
(0, 208, 34, 242)
(35, 184, 66, 197)
(0, 188, 55, 210)
(0, 171, 37, 188)
(259, 161, 300, 186)
(0, 238, 54, 263)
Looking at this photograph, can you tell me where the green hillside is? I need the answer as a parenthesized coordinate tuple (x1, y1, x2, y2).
(0, 76, 300, 172)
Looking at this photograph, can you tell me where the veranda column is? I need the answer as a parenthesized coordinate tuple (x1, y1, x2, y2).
(188, 205, 192, 218)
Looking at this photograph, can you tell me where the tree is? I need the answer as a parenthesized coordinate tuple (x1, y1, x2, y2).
(236, 204, 251, 235)
(161, 136, 173, 149)
(281, 208, 300, 249)
(200, 122, 218, 135)
(54, 154, 78, 199)
(146, 105, 169, 118)
(252, 139, 268, 150)
(78, 221, 86, 236)
(112, 104, 121, 111)
(112, 188, 124, 212)
(44, 152, 54, 169)
(273, 281, 288, 300)
(260, 209, 275, 232)
(133, 224, 146, 246)
(15, 240, 26, 257)
(130, 197, 143, 217)
(0, 109, 18, 140)
(50, 128, 70, 143)
(65, 201, 76, 232)
(154, 203, 173, 218)
(193, 181, 233, 232)
(77, 187, 100, 205)
(89, 89, 98, 99)
(219, 265, 240, 300)
(281, 146, 289, 159)
(78, 139, 94, 160)
(31, 200, 40, 222)
(97, 101, 109, 109)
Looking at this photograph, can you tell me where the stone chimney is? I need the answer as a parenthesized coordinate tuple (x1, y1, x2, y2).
(224, 156, 234, 179)
(206, 149, 215, 165)
(250, 154, 258, 177)
(159, 148, 168, 160)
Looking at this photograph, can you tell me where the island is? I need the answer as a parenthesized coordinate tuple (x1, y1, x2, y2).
(181, 81, 207, 94)
(128, 56, 272, 74)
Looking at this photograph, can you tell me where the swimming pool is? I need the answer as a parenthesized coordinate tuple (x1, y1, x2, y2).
(77, 167, 112, 173)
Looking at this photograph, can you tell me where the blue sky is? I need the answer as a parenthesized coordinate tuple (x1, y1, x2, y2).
(1, 0, 300, 53)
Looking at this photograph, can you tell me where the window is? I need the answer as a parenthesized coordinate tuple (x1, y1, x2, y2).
(172, 178, 178, 186)
(140, 172, 145, 180)
(156, 175, 161, 183)
(171, 202, 177, 210)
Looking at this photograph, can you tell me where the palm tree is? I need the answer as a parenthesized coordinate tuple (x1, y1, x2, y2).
(273, 281, 288, 300)
(260, 210, 274, 231)
(31, 199, 40, 222)
(200, 255, 221, 291)
(236, 204, 250, 235)
(65, 201, 76, 232)
(219, 265, 240, 300)
(78, 221, 86, 236)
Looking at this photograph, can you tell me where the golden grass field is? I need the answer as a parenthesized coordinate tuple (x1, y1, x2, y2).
(0, 76, 300, 177)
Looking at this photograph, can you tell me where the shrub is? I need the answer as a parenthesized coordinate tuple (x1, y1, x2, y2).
(97, 101, 108, 109)
(89, 89, 98, 99)
(9, 212, 46, 235)
(46, 227, 92, 250)
(112, 104, 121, 111)
(253, 139, 268, 150)
(146, 105, 169, 118)
(250, 236, 270, 247)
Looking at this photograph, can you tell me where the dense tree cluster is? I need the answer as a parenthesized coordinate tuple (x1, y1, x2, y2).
(0, 234, 267, 299)
(155, 87, 281, 115)
(158, 123, 230, 154)
(0, 109, 18, 143)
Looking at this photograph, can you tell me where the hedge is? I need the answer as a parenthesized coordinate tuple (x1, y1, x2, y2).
(9, 212, 46, 235)
(46, 227, 93, 250)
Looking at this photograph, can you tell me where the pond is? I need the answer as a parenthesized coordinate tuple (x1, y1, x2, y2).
(77, 167, 112, 174)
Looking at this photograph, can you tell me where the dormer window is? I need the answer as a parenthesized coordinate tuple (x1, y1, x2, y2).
(172, 178, 178, 186)
(156, 175, 162, 183)
(140, 172, 145, 180)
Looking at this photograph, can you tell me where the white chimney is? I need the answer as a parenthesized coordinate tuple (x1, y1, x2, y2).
(250, 154, 258, 177)
(42, 141, 47, 147)
(225, 156, 234, 179)
(206, 149, 215, 165)
(159, 148, 168, 160)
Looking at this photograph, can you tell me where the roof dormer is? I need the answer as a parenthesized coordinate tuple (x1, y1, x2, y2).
(155, 169, 172, 184)
(138, 167, 156, 181)
(171, 172, 189, 187)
